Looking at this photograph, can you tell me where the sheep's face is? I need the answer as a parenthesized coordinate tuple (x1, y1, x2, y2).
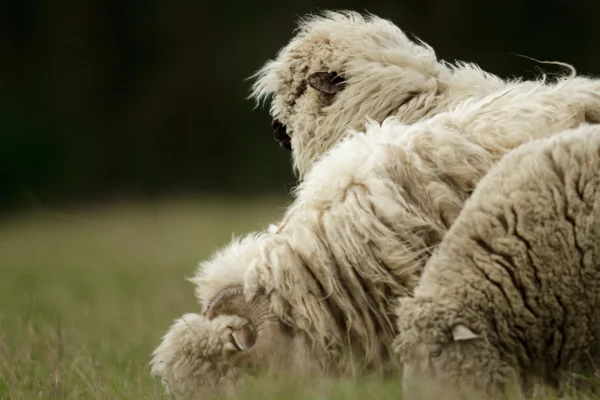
(394, 297, 518, 399)
(251, 11, 447, 179)
(261, 33, 349, 159)
(201, 284, 296, 372)
(150, 313, 252, 398)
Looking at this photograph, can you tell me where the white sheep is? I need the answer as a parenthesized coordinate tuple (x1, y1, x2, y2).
(394, 125, 600, 399)
(151, 77, 600, 398)
(250, 10, 507, 179)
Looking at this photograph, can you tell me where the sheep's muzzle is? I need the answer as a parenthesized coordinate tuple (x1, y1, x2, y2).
(272, 119, 292, 151)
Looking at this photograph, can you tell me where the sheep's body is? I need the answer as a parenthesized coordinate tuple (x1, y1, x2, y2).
(151, 77, 600, 397)
(251, 10, 507, 178)
(394, 125, 600, 398)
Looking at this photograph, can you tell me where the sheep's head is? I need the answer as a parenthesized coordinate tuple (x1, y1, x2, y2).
(150, 313, 250, 398)
(394, 297, 518, 399)
(250, 10, 450, 179)
(151, 288, 292, 398)
(186, 233, 293, 373)
(202, 284, 293, 371)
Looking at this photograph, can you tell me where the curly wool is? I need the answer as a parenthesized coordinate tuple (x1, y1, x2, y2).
(394, 125, 600, 398)
(250, 10, 508, 179)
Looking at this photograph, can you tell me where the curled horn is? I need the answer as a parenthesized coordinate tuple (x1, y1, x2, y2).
(203, 284, 282, 355)
(203, 285, 251, 319)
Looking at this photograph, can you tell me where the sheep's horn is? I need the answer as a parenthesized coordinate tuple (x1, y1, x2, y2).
(203, 285, 249, 319)
(203, 284, 281, 355)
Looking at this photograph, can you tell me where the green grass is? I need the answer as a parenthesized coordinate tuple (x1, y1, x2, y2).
(0, 197, 595, 400)
(0, 197, 293, 399)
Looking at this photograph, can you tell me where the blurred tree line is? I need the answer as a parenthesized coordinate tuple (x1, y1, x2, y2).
(0, 0, 599, 210)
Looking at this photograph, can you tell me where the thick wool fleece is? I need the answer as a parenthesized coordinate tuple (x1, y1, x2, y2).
(153, 76, 600, 395)
(394, 125, 600, 399)
(250, 10, 508, 179)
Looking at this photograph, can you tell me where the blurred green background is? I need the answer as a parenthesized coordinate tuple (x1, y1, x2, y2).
(1, 0, 599, 211)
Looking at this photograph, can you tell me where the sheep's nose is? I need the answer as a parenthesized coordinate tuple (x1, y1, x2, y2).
(272, 119, 292, 151)
(272, 119, 283, 130)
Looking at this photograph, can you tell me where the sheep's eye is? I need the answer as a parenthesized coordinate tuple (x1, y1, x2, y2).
(430, 346, 443, 358)
(307, 71, 346, 95)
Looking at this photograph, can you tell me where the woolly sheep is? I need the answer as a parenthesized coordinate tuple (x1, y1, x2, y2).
(250, 10, 508, 179)
(394, 125, 600, 399)
(151, 77, 600, 398)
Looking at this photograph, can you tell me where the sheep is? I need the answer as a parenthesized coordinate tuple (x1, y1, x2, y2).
(151, 76, 600, 398)
(394, 124, 600, 399)
(250, 10, 508, 179)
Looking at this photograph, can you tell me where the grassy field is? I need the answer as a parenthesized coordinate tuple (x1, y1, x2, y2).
(0, 197, 273, 399)
(0, 197, 411, 400)
(0, 197, 594, 400)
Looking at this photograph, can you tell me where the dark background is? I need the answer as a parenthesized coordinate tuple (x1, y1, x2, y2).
(1, 0, 599, 211)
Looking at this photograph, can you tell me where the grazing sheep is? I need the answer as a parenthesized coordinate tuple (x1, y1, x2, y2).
(394, 125, 600, 399)
(151, 77, 600, 397)
(250, 10, 508, 179)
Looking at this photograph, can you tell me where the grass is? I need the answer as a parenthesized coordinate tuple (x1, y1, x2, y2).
(0, 196, 291, 399)
(0, 196, 596, 400)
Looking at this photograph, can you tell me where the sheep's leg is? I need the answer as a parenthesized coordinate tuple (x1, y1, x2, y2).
(150, 313, 251, 398)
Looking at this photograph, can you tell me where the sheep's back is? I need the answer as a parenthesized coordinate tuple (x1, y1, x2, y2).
(417, 124, 600, 376)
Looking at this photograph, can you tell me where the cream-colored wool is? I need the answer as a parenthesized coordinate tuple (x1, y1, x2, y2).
(250, 10, 507, 179)
(152, 77, 600, 397)
(394, 125, 600, 399)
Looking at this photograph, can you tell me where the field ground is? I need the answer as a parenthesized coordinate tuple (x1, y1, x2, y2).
(0, 197, 595, 399)
(0, 197, 287, 399)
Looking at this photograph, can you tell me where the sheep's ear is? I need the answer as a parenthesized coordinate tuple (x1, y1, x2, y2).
(452, 324, 478, 341)
(307, 71, 346, 94)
